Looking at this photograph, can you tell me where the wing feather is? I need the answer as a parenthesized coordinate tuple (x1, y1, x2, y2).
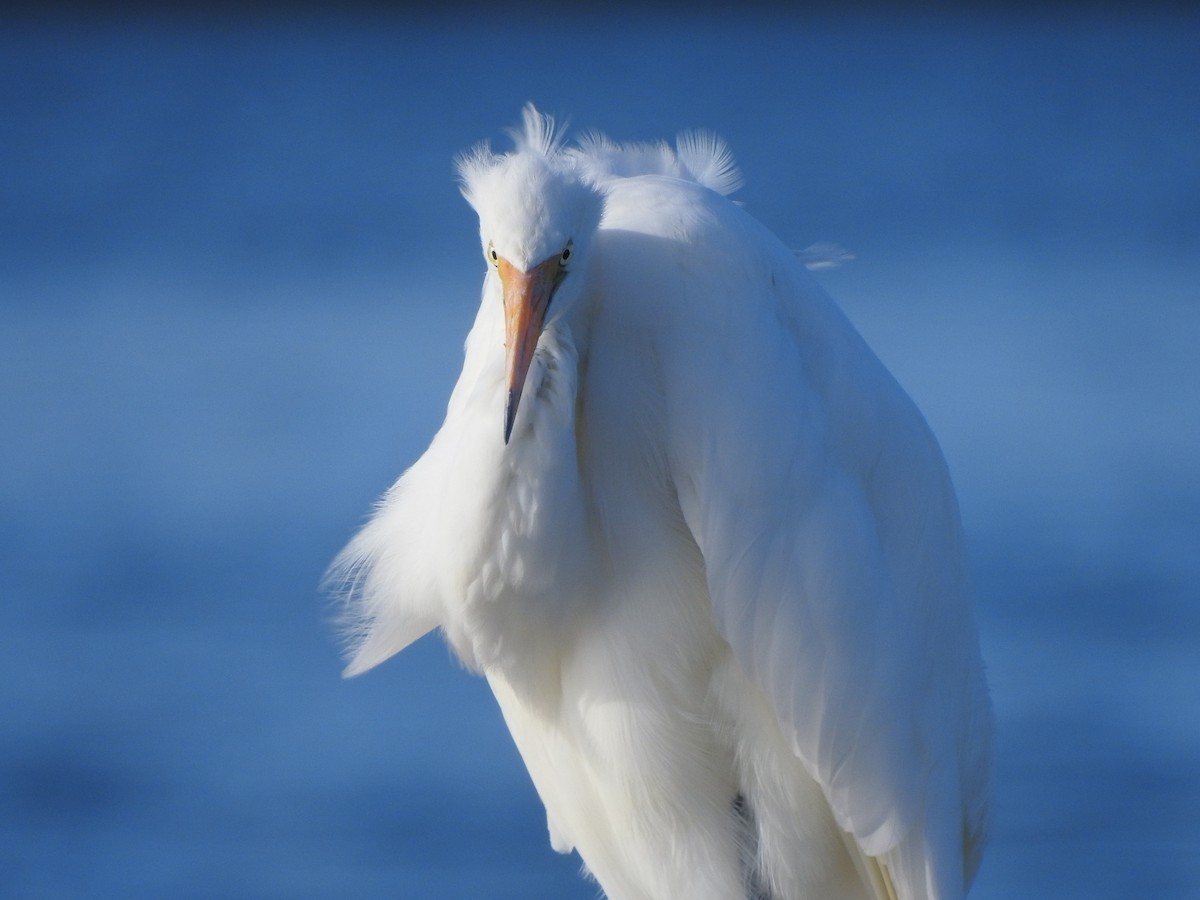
(599, 175, 990, 898)
(325, 292, 509, 678)
(325, 468, 441, 677)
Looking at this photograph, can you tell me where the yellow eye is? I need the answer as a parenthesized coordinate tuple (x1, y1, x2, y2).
(488, 244, 499, 265)
(559, 244, 572, 266)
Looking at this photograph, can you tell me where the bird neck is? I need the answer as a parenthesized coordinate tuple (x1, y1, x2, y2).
(438, 308, 596, 686)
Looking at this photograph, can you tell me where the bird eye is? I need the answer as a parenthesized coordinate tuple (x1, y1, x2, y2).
(488, 244, 499, 265)
(559, 244, 572, 266)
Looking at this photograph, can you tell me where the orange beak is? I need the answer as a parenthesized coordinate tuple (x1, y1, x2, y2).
(498, 255, 562, 443)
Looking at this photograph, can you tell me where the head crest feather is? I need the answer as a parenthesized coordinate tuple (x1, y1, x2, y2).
(506, 103, 568, 158)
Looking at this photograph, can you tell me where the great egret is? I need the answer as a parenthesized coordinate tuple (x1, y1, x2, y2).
(329, 105, 992, 900)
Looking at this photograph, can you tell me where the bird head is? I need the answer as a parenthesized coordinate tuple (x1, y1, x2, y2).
(458, 105, 604, 443)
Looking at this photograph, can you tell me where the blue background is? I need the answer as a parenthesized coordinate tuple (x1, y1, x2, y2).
(3, 7, 1198, 897)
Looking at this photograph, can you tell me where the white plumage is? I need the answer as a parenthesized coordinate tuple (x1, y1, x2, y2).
(329, 105, 992, 900)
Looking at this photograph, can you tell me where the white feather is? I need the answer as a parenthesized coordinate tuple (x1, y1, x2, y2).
(674, 129, 745, 196)
(574, 127, 742, 197)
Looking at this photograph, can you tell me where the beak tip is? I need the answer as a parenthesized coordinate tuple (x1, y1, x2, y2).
(504, 392, 518, 445)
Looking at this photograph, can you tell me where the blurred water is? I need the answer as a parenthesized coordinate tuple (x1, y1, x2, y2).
(2, 8, 1198, 898)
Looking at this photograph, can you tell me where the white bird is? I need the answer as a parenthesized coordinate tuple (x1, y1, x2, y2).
(329, 105, 992, 900)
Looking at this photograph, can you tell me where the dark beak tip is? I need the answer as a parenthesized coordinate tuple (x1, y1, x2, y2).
(504, 392, 518, 445)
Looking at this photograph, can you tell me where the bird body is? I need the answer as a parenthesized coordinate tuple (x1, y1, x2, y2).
(331, 107, 991, 900)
